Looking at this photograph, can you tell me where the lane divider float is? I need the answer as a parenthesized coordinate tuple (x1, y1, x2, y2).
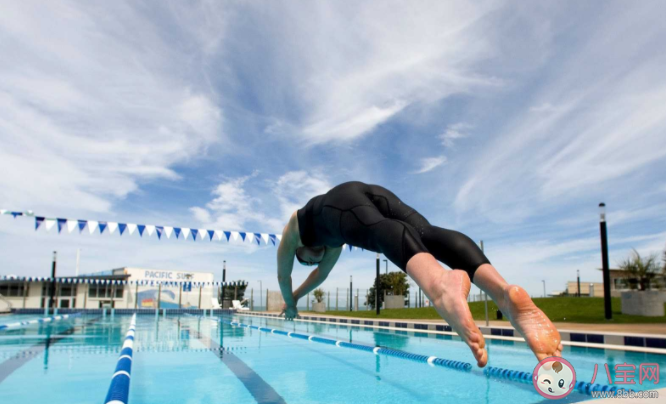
(0, 313, 81, 331)
(104, 314, 137, 404)
(220, 317, 472, 372)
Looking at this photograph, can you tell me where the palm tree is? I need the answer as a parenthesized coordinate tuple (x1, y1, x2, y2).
(619, 249, 660, 291)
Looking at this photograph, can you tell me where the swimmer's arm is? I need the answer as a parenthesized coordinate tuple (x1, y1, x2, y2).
(293, 246, 342, 302)
(277, 213, 300, 307)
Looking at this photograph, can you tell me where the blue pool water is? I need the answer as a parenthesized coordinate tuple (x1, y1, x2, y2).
(0, 313, 664, 403)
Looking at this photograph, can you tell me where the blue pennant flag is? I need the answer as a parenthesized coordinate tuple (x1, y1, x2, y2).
(174, 227, 181, 239)
(348, 244, 352, 252)
(35, 217, 44, 230)
(269, 234, 276, 246)
(224, 231, 231, 241)
(239, 232, 246, 241)
(208, 230, 215, 241)
(254, 233, 262, 245)
(156, 226, 163, 240)
(11, 212, 22, 218)
(191, 229, 198, 241)
(118, 223, 127, 235)
(57, 218, 67, 233)
(98, 222, 107, 234)
(78, 220, 87, 233)
(137, 224, 145, 237)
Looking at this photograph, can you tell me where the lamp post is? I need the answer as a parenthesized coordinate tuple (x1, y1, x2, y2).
(375, 253, 380, 315)
(599, 203, 612, 319)
(221, 260, 226, 308)
(542, 280, 546, 298)
(48, 251, 57, 315)
(350, 275, 353, 312)
(383, 259, 388, 275)
(577, 269, 581, 297)
(259, 280, 262, 311)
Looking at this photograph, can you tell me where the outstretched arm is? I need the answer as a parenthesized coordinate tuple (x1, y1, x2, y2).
(292, 246, 342, 301)
(277, 213, 300, 309)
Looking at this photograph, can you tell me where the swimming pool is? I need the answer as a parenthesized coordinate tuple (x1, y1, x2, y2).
(0, 313, 664, 403)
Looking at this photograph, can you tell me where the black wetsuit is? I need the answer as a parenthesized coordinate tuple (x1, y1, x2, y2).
(297, 181, 489, 280)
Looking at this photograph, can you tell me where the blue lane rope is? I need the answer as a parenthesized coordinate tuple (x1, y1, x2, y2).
(483, 365, 635, 396)
(104, 314, 137, 404)
(219, 316, 625, 397)
(0, 313, 81, 331)
(219, 318, 472, 372)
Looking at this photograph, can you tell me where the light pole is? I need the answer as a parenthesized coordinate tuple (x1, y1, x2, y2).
(599, 203, 612, 319)
(577, 269, 581, 297)
(350, 275, 353, 312)
(542, 280, 546, 298)
(383, 259, 388, 274)
(375, 253, 380, 315)
(259, 280, 262, 311)
(221, 260, 226, 308)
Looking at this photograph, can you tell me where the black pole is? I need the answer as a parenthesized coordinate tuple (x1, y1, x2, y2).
(375, 254, 380, 315)
(49, 251, 57, 314)
(577, 270, 581, 297)
(384, 259, 388, 275)
(350, 276, 353, 312)
(222, 260, 226, 308)
(599, 203, 612, 319)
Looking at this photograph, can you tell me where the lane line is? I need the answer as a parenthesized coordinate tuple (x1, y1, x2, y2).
(0, 317, 101, 383)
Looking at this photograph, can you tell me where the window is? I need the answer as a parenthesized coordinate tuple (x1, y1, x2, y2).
(0, 283, 25, 297)
(88, 284, 123, 299)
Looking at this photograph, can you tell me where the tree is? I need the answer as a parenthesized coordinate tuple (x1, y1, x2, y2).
(618, 250, 660, 291)
(366, 272, 410, 309)
(313, 288, 325, 303)
(220, 280, 247, 301)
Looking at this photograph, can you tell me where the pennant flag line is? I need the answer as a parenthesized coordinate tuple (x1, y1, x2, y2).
(4, 209, 368, 254)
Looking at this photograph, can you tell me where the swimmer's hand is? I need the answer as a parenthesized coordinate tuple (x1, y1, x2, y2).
(280, 303, 299, 321)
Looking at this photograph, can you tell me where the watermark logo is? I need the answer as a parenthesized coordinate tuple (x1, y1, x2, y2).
(533, 357, 576, 400)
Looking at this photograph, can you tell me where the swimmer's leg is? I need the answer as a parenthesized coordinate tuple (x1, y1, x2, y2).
(473, 264, 563, 361)
(406, 253, 488, 368)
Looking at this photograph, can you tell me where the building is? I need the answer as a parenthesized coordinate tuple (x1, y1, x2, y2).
(0, 267, 224, 310)
(566, 268, 665, 297)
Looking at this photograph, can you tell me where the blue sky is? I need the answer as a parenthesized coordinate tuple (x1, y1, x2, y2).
(1, 1, 665, 298)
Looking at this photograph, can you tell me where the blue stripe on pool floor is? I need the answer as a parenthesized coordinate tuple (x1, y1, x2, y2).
(182, 321, 287, 404)
(0, 317, 101, 384)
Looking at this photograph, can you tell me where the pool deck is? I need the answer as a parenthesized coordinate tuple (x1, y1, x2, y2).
(241, 311, 666, 354)
(283, 311, 666, 335)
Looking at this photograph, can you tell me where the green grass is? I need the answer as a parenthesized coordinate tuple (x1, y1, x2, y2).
(313, 297, 666, 324)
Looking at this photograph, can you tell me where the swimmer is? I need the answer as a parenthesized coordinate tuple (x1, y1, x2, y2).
(277, 181, 562, 367)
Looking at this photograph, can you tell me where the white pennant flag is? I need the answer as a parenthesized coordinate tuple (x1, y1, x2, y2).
(127, 223, 137, 235)
(261, 233, 269, 244)
(198, 229, 207, 240)
(66, 220, 78, 233)
(181, 228, 190, 239)
(0, 210, 6, 215)
(214, 230, 223, 241)
(164, 226, 173, 239)
(276, 234, 282, 242)
(231, 231, 239, 241)
(87, 221, 98, 234)
(146, 225, 155, 237)
(45, 219, 56, 231)
(107, 222, 118, 234)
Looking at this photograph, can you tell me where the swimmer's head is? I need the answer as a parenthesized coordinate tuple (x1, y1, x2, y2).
(295, 246, 325, 266)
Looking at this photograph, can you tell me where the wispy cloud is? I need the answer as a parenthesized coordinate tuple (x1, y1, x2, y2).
(440, 123, 471, 148)
(0, 2, 224, 213)
(224, 1, 502, 145)
(414, 156, 447, 174)
(453, 2, 666, 224)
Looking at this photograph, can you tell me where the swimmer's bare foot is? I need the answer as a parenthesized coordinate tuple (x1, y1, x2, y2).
(499, 285, 563, 361)
(432, 270, 488, 367)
